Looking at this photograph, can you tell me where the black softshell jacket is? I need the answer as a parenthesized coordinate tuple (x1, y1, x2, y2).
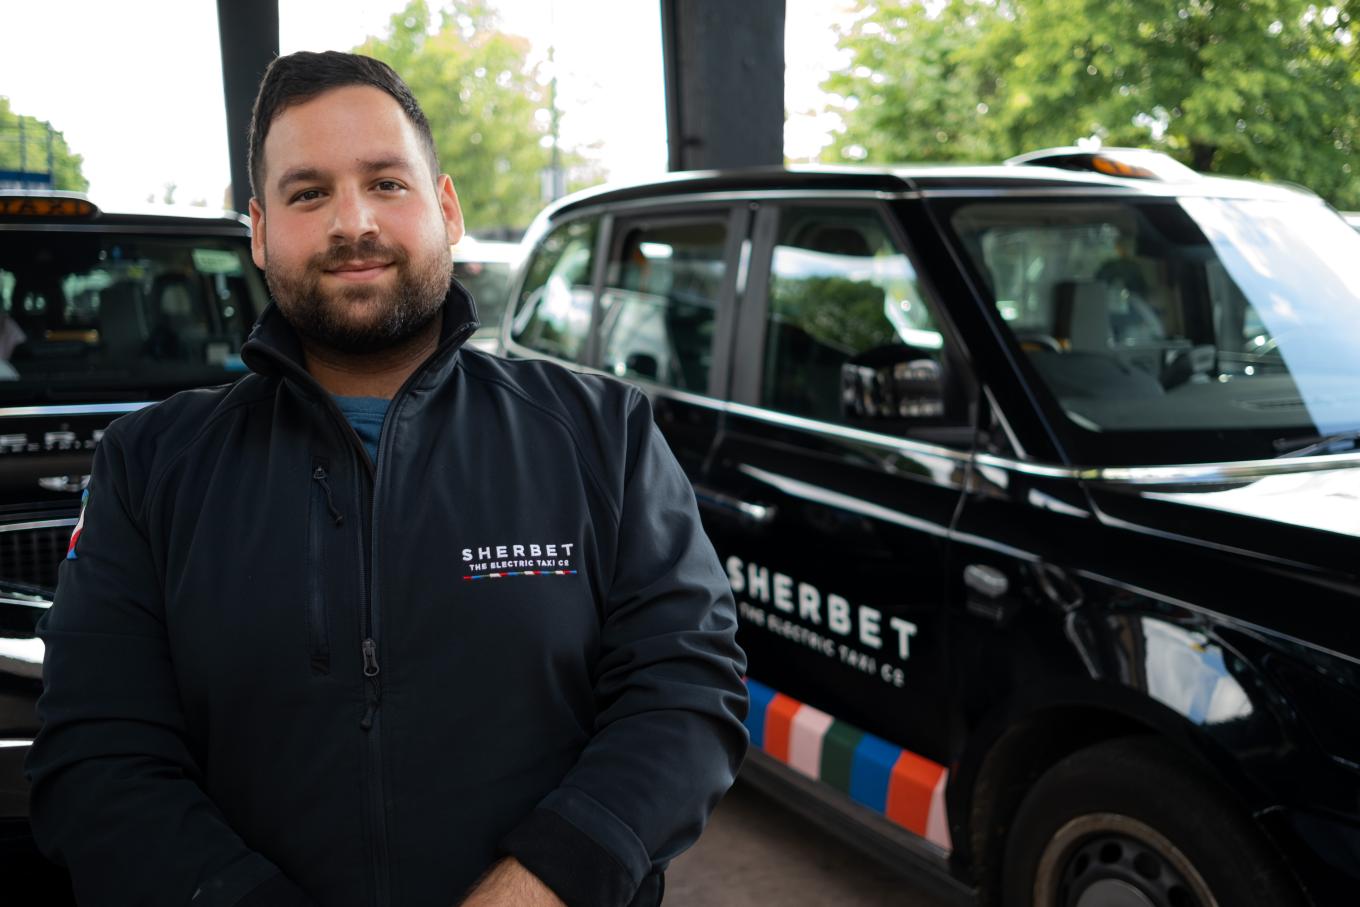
(26, 283, 750, 907)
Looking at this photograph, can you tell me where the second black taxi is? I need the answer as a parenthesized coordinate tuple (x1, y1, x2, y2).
(497, 148, 1360, 907)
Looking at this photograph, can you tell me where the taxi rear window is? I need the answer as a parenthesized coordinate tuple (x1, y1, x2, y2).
(0, 231, 266, 400)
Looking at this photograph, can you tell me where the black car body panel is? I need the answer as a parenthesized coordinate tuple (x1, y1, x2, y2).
(499, 163, 1360, 905)
(0, 194, 267, 897)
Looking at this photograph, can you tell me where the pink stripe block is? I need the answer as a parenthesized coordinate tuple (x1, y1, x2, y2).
(786, 704, 834, 779)
(925, 769, 951, 852)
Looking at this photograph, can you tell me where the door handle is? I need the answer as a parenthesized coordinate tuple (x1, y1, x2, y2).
(963, 563, 1020, 625)
(693, 486, 777, 525)
(964, 563, 1009, 598)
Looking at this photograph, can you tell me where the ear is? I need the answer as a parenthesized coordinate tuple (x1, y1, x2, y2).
(437, 174, 464, 246)
(249, 198, 267, 271)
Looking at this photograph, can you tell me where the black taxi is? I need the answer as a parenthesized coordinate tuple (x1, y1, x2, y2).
(498, 151, 1360, 907)
(0, 192, 268, 896)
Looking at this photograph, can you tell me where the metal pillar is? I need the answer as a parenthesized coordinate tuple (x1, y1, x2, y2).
(217, 0, 279, 215)
(660, 0, 786, 172)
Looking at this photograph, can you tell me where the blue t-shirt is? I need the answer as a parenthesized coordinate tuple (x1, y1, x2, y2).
(332, 395, 390, 463)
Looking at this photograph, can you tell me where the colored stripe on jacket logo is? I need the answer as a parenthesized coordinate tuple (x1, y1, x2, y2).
(462, 570, 579, 581)
(744, 677, 951, 852)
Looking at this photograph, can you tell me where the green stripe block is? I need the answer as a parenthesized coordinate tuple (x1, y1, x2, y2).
(819, 720, 865, 794)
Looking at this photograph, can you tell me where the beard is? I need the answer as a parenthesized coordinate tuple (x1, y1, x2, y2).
(265, 236, 452, 356)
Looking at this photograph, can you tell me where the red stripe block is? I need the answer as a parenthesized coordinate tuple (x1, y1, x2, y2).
(885, 749, 946, 836)
(762, 693, 801, 762)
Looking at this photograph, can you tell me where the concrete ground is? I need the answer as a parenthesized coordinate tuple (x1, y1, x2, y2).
(666, 779, 964, 906)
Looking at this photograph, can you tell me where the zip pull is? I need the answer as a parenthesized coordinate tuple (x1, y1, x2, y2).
(311, 466, 344, 525)
(359, 640, 382, 731)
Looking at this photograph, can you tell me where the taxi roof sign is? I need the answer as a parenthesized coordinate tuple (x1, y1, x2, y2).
(0, 193, 98, 218)
(1006, 147, 1200, 182)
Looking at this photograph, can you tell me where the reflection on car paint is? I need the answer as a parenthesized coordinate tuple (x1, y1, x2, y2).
(1146, 467, 1360, 536)
(1141, 619, 1254, 725)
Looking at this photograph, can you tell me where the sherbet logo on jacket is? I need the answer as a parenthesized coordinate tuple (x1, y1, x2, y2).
(461, 540, 578, 581)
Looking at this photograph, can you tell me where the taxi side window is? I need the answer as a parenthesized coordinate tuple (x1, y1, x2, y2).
(509, 218, 597, 362)
(598, 217, 728, 393)
(760, 207, 952, 427)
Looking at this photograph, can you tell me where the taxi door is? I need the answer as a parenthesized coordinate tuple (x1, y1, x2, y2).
(698, 200, 974, 848)
(586, 205, 748, 480)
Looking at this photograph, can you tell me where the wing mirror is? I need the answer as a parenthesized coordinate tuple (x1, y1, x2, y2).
(840, 344, 946, 420)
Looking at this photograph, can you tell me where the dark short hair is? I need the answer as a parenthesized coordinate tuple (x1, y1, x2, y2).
(248, 50, 441, 204)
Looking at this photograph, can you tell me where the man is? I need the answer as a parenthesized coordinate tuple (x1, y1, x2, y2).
(26, 51, 748, 907)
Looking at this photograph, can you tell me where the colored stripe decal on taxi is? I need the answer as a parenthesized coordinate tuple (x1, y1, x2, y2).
(743, 678, 952, 852)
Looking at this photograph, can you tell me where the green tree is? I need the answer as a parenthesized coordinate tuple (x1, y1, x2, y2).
(0, 96, 88, 192)
(773, 274, 892, 353)
(355, 0, 556, 233)
(825, 1, 1360, 208)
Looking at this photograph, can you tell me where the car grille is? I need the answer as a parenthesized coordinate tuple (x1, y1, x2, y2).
(0, 524, 73, 591)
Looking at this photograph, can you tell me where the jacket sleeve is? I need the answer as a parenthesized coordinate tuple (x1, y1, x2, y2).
(500, 391, 749, 907)
(24, 429, 316, 907)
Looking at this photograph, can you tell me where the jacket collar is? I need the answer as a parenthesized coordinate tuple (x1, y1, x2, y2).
(240, 278, 481, 393)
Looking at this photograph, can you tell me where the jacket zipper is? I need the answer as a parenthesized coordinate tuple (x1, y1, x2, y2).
(360, 398, 394, 906)
(247, 316, 478, 907)
(360, 487, 389, 907)
(306, 401, 388, 904)
(307, 458, 341, 674)
(347, 321, 478, 907)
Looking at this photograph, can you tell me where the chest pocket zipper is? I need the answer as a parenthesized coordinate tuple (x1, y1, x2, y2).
(308, 458, 343, 674)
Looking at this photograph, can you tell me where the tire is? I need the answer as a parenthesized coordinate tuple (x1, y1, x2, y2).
(1001, 736, 1304, 907)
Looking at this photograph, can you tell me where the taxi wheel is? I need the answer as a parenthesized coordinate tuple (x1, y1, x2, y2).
(1000, 736, 1304, 907)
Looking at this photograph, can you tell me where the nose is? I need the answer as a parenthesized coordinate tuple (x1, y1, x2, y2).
(328, 187, 379, 243)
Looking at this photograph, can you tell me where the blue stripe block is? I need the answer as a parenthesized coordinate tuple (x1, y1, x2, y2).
(744, 678, 776, 750)
(849, 732, 900, 813)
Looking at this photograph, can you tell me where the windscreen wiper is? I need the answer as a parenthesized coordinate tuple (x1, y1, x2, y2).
(1272, 429, 1360, 458)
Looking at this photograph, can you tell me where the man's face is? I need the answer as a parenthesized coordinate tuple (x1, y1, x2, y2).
(249, 85, 463, 355)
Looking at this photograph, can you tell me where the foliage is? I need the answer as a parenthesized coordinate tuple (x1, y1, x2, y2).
(825, 1, 1360, 208)
(772, 274, 892, 354)
(0, 97, 88, 192)
(355, 0, 568, 233)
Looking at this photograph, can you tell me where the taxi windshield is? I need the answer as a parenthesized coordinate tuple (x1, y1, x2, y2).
(0, 231, 266, 402)
(945, 195, 1360, 464)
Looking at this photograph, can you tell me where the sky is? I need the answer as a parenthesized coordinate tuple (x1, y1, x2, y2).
(0, 0, 857, 212)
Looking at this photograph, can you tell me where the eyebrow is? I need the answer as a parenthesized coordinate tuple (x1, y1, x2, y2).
(275, 167, 325, 193)
(358, 156, 416, 175)
(274, 157, 417, 193)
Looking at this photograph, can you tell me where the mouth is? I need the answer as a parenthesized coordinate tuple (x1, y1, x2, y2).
(323, 260, 393, 282)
